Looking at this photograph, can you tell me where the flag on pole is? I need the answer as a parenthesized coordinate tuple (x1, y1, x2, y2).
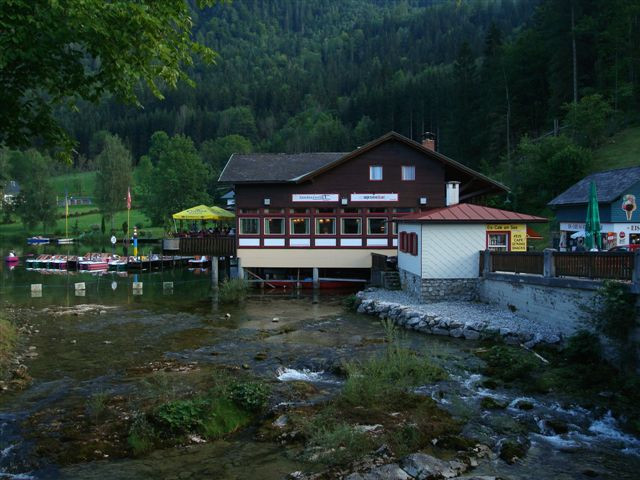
(127, 187, 131, 210)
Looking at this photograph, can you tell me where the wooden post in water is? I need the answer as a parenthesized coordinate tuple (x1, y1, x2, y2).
(211, 256, 219, 290)
(312, 267, 319, 290)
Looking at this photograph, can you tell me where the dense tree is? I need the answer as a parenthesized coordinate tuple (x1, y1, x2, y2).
(138, 133, 211, 225)
(9, 151, 57, 231)
(563, 94, 614, 148)
(200, 135, 252, 199)
(508, 135, 592, 213)
(0, 0, 220, 154)
(94, 134, 133, 228)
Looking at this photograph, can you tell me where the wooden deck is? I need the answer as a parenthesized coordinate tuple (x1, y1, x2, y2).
(163, 237, 236, 257)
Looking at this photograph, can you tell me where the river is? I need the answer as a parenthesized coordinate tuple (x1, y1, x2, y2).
(1, 262, 639, 479)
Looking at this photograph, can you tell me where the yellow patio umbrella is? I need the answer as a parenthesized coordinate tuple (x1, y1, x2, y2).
(209, 205, 235, 220)
(172, 205, 220, 220)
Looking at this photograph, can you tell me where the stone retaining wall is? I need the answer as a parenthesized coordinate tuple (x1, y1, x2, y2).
(355, 292, 562, 347)
(398, 269, 479, 302)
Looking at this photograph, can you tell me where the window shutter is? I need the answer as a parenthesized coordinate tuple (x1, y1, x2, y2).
(400, 231, 406, 252)
(411, 233, 418, 256)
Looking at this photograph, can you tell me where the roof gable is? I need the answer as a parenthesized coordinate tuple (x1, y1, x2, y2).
(548, 166, 640, 206)
(218, 132, 508, 198)
(398, 203, 547, 223)
(295, 132, 508, 194)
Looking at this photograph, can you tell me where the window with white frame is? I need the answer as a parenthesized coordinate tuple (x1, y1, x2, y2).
(487, 233, 509, 252)
(264, 218, 285, 235)
(341, 218, 362, 235)
(401, 165, 416, 180)
(316, 218, 336, 235)
(239, 218, 259, 235)
(368, 218, 387, 235)
(290, 217, 310, 235)
(369, 165, 383, 181)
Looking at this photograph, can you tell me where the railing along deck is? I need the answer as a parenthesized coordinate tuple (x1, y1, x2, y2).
(490, 251, 544, 275)
(554, 252, 633, 280)
(164, 236, 236, 257)
(482, 250, 635, 282)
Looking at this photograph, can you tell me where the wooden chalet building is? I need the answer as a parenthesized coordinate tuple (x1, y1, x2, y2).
(218, 132, 508, 285)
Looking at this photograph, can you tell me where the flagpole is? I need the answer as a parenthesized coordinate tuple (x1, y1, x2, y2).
(127, 187, 131, 245)
(65, 190, 69, 239)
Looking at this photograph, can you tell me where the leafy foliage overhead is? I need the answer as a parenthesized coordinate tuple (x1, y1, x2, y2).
(0, 0, 220, 154)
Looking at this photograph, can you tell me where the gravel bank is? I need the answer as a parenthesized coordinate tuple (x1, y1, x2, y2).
(357, 288, 579, 346)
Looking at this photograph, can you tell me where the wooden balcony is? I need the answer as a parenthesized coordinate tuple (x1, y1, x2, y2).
(163, 236, 236, 257)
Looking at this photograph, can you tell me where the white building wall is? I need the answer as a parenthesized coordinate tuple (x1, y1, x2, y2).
(422, 224, 486, 279)
(397, 223, 422, 276)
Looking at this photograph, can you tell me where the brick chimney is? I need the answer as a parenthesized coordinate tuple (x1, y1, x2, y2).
(421, 132, 436, 151)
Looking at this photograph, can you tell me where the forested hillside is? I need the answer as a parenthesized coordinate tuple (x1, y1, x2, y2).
(52, 0, 640, 216)
(62, 0, 540, 160)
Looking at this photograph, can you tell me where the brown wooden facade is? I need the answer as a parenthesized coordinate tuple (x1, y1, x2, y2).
(222, 132, 508, 268)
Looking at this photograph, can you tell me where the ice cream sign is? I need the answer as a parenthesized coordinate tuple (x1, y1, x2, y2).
(622, 194, 637, 220)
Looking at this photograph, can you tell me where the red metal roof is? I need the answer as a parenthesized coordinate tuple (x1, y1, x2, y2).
(398, 203, 547, 223)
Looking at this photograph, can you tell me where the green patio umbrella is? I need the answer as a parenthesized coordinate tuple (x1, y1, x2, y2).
(584, 181, 602, 251)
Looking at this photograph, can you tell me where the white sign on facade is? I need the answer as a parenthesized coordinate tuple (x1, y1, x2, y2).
(350, 193, 398, 202)
(292, 193, 339, 202)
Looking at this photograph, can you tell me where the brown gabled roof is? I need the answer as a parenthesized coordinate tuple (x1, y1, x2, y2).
(294, 132, 509, 195)
(218, 152, 346, 183)
(218, 132, 509, 197)
(398, 203, 547, 223)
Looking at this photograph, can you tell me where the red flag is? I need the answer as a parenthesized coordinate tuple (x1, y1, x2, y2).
(127, 187, 131, 210)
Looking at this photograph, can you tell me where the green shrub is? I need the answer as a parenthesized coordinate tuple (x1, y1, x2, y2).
(341, 345, 446, 407)
(128, 414, 157, 456)
(564, 330, 602, 365)
(153, 398, 208, 434)
(342, 294, 360, 311)
(86, 391, 110, 423)
(0, 317, 18, 377)
(229, 380, 270, 412)
(479, 346, 539, 383)
(200, 398, 252, 438)
(306, 423, 374, 465)
(219, 278, 249, 303)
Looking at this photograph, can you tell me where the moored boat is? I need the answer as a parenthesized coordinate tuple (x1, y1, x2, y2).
(27, 236, 50, 245)
(4, 252, 19, 265)
(56, 238, 75, 245)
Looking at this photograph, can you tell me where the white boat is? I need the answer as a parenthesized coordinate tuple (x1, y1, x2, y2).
(56, 238, 75, 245)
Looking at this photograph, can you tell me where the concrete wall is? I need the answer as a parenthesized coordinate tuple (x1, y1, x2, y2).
(397, 223, 422, 276)
(422, 224, 485, 279)
(238, 248, 396, 268)
(478, 276, 597, 328)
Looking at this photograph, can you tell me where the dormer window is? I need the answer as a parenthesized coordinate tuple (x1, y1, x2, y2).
(369, 165, 383, 181)
(402, 165, 415, 181)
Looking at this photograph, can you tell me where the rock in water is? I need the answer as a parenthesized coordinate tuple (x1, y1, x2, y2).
(400, 453, 456, 479)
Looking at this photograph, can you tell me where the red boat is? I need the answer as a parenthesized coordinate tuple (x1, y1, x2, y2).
(4, 253, 19, 265)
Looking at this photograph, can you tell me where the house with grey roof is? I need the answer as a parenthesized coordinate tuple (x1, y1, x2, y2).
(2, 180, 20, 205)
(548, 166, 640, 250)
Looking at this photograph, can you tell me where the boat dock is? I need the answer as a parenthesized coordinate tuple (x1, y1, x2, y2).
(24, 253, 198, 273)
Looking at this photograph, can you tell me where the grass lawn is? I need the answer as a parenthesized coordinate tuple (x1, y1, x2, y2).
(591, 126, 640, 172)
(0, 209, 164, 240)
(50, 171, 97, 197)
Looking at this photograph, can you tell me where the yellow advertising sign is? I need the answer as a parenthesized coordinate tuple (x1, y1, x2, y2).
(486, 224, 527, 252)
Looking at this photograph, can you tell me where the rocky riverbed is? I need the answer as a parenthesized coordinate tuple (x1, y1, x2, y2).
(356, 288, 578, 347)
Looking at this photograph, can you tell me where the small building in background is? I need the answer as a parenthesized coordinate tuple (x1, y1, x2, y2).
(1, 180, 20, 205)
(396, 203, 546, 301)
(548, 166, 640, 251)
